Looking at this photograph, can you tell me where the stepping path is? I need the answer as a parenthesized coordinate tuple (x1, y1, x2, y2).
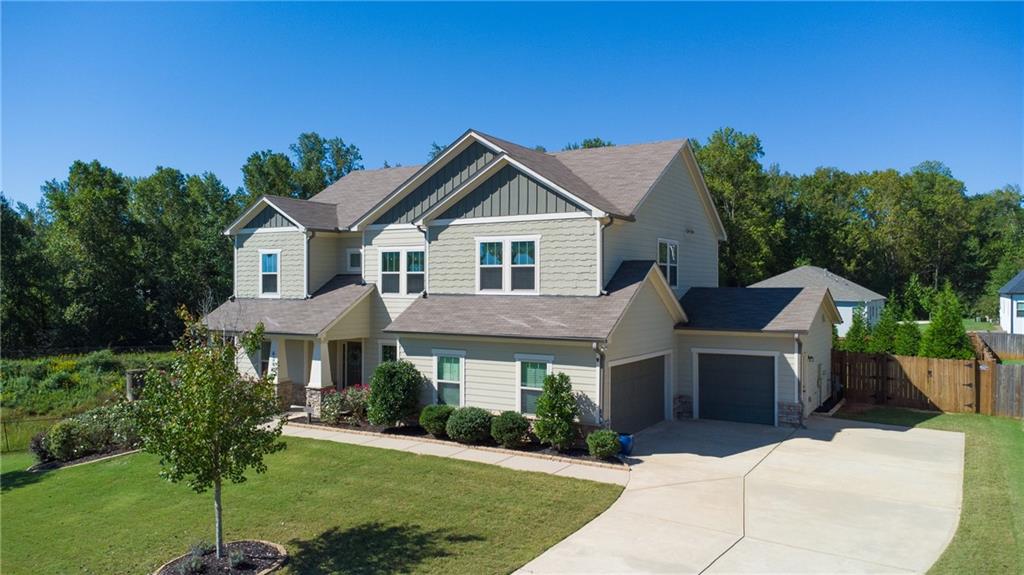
(281, 422, 630, 486)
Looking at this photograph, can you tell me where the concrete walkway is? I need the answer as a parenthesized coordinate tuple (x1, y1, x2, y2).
(282, 422, 629, 486)
(517, 416, 964, 574)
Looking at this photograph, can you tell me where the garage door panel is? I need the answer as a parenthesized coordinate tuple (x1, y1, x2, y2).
(698, 353, 774, 425)
(610, 355, 665, 434)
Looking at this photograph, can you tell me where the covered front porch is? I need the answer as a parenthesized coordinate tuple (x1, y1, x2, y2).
(247, 336, 369, 409)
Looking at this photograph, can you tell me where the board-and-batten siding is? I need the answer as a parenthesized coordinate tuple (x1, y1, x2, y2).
(428, 219, 597, 296)
(245, 205, 295, 230)
(235, 230, 306, 299)
(308, 233, 362, 293)
(373, 142, 495, 225)
(604, 154, 719, 296)
(399, 336, 600, 424)
(438, 165, 584, 220)
(675, 333, 798, 409)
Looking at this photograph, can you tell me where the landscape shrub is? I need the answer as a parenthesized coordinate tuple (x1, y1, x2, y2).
(445, 407, 493, 444)
(44, 418, 87, 461)
(28, 431, 54, 463)
(341, 384, 370, 421)
(367, 361, 423, 426)
(920, 283, 974, 359)
(419, 404, 455, 437)
(491, 411, 530, 448)
(532, 372, 579, 451)
(586, 429, 621, 459)
(78, 349, 121, 372)
(319, 390, 345, 425)
(36, 402, 141, 463)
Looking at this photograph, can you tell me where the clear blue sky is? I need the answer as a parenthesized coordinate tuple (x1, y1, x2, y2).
(3, 2, 1021, 206)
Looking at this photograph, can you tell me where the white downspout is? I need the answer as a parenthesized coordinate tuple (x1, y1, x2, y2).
(794, 333, 804, 428)
(304, 231, 312, 298)
(593, 341, 606, 426)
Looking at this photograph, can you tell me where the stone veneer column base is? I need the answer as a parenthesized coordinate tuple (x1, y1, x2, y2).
(777, 402, 802, 426)
(674, 395, 694, 419)
(305, 387, 330, 419)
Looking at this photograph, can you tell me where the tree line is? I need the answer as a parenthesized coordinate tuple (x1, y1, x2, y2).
(2, 128, 1021, 352)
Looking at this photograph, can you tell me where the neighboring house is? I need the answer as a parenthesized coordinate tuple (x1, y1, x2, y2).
(751, 265, 884, 337)
(205, 129, 840, 431)
(998, 270, 1024, 334)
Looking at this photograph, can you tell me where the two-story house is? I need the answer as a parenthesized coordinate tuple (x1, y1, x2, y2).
(206, 130, 840, 431)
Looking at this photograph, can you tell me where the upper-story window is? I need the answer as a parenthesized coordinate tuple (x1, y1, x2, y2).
(657, 239, 678, 288)
(259, 250, 281, 297)
(346, 248, 362, 273)
(476, 236, 540, 294)
(379, 247, 426, 296)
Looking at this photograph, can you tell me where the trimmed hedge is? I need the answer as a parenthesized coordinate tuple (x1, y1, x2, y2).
(419, 404, 455, 438)
(446, 407, 493, 444)
(586, 429, 621, 459)
(367, 361, 423, 426)
(491, 411, 530, 448)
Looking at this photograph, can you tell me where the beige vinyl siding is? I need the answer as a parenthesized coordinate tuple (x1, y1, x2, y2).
(322, 293, 372, 341)
(308, 232, 362, 292)
(802, 303, 835, 415)
(235, 230, 306, 299)
(363, 227, 426, 285)
(607, 281, 676, 362)
(604, 154, 719, 295)
(427, 218, 597, 296)
(362, 227, 427, 371)
(675, 332, 797, 408)
(399, 336, 600, 424)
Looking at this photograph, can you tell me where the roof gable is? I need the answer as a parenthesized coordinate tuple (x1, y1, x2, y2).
(999, 269, 1024, 295)
(224, 195, 340, 235)
(678, 286, 839, 333)
(246, 205, 296, 230)
(750, 265, 885, 302)
(427, 163, 586, 223)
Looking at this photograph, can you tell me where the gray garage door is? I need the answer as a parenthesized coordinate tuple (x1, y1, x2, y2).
(610, 355, 665, 434)
(698, 353, 775, 425)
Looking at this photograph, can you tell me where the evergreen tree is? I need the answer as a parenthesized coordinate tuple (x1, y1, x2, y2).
(919, 283, 974, 359)
(893, 306, 922, 356)
(867, 296, 899, 354)
(843, 305, 871, 352)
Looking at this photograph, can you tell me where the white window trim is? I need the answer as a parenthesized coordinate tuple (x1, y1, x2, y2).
(474, 235, 541, 295)
(657, 238, 679, 288)
(378, 339, 399, 364)
(514, 353, 554, 415)
(432, 349, 466, 406)
(346, 248, 363, 273)
(1016, 301, 1024, 317)
(258, 249, 282, 299)
(378, 246, 425, 298)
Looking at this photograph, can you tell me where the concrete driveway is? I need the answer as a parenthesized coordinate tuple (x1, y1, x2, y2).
(517, 416, 964, 574)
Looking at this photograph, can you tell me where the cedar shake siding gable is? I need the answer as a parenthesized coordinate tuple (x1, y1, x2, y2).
(436, 164, 585, 220)
(372, 141, 496, 226)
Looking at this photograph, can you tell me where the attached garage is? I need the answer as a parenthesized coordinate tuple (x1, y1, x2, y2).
(609, 354, 669, 433)
(695, 352, 776, 425)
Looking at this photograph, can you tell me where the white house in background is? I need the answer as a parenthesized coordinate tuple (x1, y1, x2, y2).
(750, 265, 885, 337)
(998, 270, 1024, 334)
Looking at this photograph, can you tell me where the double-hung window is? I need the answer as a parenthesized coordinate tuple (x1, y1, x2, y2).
(1017, 301, 1024, 318)
(379, 340, 398, 363)
(259, 250, 281, 297)
(379, 247, 426, 296)
(516, 354, 553, 415)
(434, 350, 465, 406)
(657, 239, 678, 288)
(476, 236, 540, 294)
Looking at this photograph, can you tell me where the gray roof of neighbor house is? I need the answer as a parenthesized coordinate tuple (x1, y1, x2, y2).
(999, 269, 1024, 295)
(677, 287, 835, 333)
(231, 131, 704, 233)
(384, 261, 663, 341)
(750, 265, 885, 303)
(204, 275, 372, 336)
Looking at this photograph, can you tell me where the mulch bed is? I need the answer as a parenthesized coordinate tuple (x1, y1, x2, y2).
(28, 448, 136, 473)
(156, 540, 285, 575)
(301, 417, 625, 467)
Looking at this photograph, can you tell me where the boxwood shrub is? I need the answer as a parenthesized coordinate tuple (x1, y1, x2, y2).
(445, 407, 493, 444)
(491, 411, 530, 448)
(586, 429, 621, 459)
(419, 404, 455, 438)
(367, 361, 423, 426)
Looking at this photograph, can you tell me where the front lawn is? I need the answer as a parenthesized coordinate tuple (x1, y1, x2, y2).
(0, 437, 621, 574)
(836, 407, 1023, 574)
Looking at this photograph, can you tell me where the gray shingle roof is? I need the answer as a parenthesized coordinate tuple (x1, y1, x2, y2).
(384, 261, 658, 341)
(678, 287, 834, 333)
(749, 265, 884, 302)
(309, 165, 422, 229)
(204, 275, 372, 336)
(262, 195, 345, 232)
(999, 269, 1024, 295)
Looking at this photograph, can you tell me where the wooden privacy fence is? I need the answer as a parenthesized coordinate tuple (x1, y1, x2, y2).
(978, 333, 1024, 360)
(832, 350, 1023, 419)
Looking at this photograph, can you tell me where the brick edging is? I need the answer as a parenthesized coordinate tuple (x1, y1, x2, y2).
(285, 419, 630, 471)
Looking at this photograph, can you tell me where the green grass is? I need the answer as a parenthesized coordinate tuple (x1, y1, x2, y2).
(913, 319, 999, 334)
(0, 436, 621, 574)
(1001, 359, 1024, 365)
(836, 407, 1024, 574)
(0, 415, 59, 453)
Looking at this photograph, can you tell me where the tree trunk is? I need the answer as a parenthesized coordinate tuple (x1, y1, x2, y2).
(214, 478, 224, 558)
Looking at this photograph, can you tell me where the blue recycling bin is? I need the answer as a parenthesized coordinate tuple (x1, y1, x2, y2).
(618, 433, 634, 456)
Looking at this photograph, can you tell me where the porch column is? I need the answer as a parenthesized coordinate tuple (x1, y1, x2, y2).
(268, 337, 288, 384)
(306, 338, 332, 418)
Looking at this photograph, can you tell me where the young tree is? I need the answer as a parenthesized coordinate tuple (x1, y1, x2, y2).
(893, 306, 922, 356)
(137, 310, 285, 558)
(843, 306, 871, 352)
(867, 297, 899, 354)
(919, 283, 974, 359)
(533, 372, 578, 451)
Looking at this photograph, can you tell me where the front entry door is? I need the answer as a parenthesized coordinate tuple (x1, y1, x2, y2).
(345, 342, 363, 387)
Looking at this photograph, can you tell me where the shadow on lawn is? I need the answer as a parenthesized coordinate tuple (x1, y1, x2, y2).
(0, 467, 46, 493)
(288, 522, 483, 575)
